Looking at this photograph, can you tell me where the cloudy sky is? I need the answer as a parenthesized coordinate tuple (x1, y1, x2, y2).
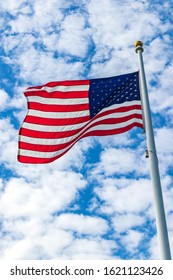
(0, 0, 173, 260)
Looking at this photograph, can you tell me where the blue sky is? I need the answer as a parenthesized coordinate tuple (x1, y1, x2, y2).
(0, 0, 173, 260)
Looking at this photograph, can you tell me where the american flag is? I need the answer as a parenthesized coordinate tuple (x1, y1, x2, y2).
(18, 71, 143, 164)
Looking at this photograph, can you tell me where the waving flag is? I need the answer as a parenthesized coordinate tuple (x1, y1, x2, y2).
(18, 71, 143, 164)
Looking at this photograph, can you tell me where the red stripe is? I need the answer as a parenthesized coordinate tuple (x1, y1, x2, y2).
(82, 122, 143, 137)
(18, 151, 66, 164)
(25, 105, 141, 126)
(25, 115, 90, 125)
(18, 122, 143, 164)
(18, 145, 74, 164)
(28, 102, 89, 112)
(20, 127, 83, 138)
(25, 91, 89, 99)
(93, 104, 142, 120)
(19, 138, 74, 152)
(19, 115, 143, 153)
(19, 114, 143, 140)
(27, 80, 90, 90)
(92, 114, 143, 125)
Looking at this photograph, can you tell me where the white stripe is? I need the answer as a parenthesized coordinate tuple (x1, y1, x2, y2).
(27, 96, 89, 105)
(27, 100, 140, 119)
(19, 116, 142, 151)
(23, 108, 141, 132)
(20, 105, 142, 145)
(84, 118, 143, 133)
(25, 84, 89, 93)
(28, 109, 90, 118)
(19, 118, 143, 158)
(22, 121, 89, 132)
(96, 100, 141, 115)
(19, 144, 72, 158)
(19, 130, 83, 145)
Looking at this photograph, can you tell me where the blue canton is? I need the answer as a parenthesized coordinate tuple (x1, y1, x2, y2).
(89, 71, 140, 118)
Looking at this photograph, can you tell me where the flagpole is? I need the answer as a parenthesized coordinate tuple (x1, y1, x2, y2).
(135, 41, 171, 260)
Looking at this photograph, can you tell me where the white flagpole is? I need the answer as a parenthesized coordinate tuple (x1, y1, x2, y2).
(135, 41, 171, 260)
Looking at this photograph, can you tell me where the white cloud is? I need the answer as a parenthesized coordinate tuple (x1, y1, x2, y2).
(146, 36, 172, 76)
(87, 0, 168, 62)
(61, 238, 116, 260)
(3, 0, 64, 33)
(0, 118, 16, 145)
(0, 119, 20, 166)
(0, 178, 3, 190)
(0, 173, 90, 259)
(91, 146, 149, 178)
(2, 34, 35, 55)
(55, 213, 109, 236)
(155, 127, 173, 175)
(155, 127, 173, 155)
(57, 14, 90, 57)
(0, 89, 9, 111)
(122, 229, 144, 253)
(0, 173, 86, 219)
(148, 235, 159, 260)
(14, 48, 84, 84)
(112, 213, 145, 232)
(1, 229, 73, 260)
(95, 132, 135, 149)
(94, 177, 153, 214)
(0, 0, 24, 14)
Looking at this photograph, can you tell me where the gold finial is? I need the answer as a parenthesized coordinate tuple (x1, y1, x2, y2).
(134, 41, 143, 48)
(134, 41, 143, 52)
